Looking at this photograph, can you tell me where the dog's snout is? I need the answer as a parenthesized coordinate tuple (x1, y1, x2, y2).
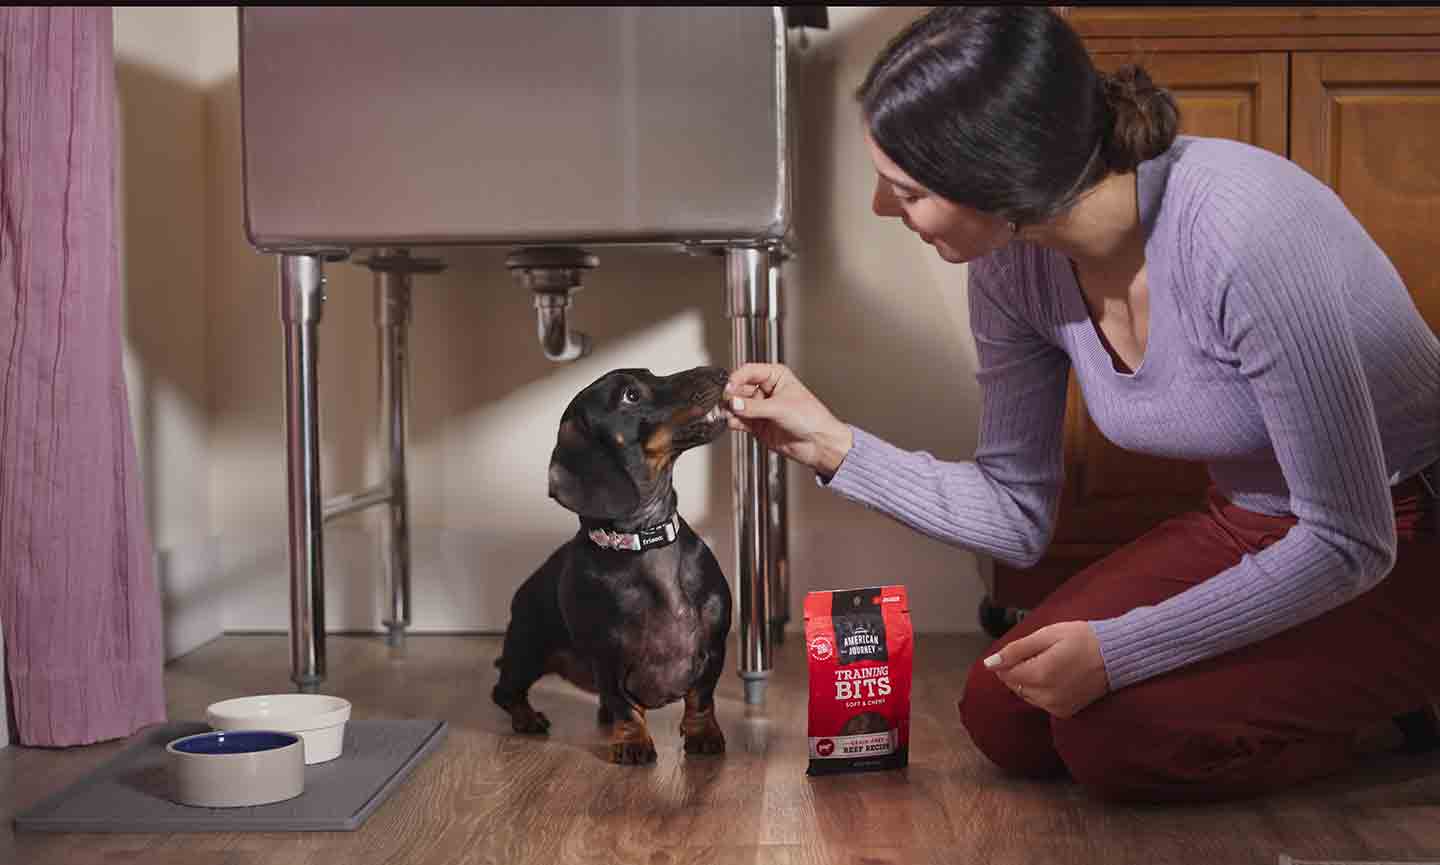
(704, 366, 730, 394)
(672, 367, 728, 405)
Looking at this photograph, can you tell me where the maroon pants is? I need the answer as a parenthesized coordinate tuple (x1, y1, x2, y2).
(959, 475, 1440, 802)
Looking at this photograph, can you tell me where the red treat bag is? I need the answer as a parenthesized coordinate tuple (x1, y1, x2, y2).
(804, 585, 913, 775)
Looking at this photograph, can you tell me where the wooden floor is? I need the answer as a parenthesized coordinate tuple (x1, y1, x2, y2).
(4, 633, 1440, 865)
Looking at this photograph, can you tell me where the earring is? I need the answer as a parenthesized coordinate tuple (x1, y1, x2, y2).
(1007, 221, 1018, 234)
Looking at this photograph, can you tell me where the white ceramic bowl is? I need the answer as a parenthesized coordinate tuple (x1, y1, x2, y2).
(167, 729, 305, 808)
(206, 694, 352, 765)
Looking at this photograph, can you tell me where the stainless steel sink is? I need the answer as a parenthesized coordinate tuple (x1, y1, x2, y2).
(241, 6, 789, 250)
(239, 7, 810, 705)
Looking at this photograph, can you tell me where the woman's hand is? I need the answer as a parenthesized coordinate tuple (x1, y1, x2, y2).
(983, 621, 1110, 718)
(725, 363, 854, 478)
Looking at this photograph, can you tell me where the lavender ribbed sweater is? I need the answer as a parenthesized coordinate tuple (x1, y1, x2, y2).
(828, 136, 1440, 691)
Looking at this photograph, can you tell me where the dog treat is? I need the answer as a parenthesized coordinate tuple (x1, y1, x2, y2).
(805, 585, 912, 775)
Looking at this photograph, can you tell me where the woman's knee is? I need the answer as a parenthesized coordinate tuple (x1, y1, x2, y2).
(1047, 689, 1228, 802)
(1048, 709, 1155, 800)
(1049, 696, 1346, 803)
(958, 658, 1066, 779)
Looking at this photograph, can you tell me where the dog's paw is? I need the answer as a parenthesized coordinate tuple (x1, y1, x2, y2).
(683, 727, 726, 755)
(609, 720, 657, 765)
(509, 705, 552, 735)
(611, 739, 658, 765)
(680, 703, 726, 756)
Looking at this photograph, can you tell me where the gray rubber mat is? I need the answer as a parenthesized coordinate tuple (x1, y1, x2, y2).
(14, 718, 447, 833)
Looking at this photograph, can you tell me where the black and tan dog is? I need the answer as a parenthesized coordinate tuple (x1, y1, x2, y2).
(493, 366, 733, 764)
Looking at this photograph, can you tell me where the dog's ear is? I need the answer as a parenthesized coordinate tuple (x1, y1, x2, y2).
(547, 416, 641, 519)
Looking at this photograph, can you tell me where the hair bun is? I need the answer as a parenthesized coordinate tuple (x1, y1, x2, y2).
(1100, 64, 1179, 172)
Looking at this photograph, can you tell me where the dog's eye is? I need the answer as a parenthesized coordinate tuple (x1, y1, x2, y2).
(620, 386, 642, 405)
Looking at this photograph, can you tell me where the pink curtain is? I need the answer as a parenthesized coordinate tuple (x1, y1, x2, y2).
(0, 8, 166, 746)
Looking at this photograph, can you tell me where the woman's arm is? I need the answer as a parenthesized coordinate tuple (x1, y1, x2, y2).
(823, 258, 1072, 568)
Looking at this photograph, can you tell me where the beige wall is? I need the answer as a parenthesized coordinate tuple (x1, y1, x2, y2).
(113, 6, 988, 650)
(114, 7, 237, 659)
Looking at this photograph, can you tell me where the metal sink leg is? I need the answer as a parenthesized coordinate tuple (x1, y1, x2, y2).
(360, 250, 445, 648)
(765, 247, 791, 648)
(724, 243, 789, 705)
(280, 248, 443, 692)
(280, 253, 331, 694)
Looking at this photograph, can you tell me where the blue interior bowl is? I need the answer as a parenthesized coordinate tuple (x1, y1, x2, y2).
(169, 730, 300, 755)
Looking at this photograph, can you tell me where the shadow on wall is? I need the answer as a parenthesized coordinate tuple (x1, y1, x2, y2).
(116, 59, 211, 548)
(115, 58, 221, 659)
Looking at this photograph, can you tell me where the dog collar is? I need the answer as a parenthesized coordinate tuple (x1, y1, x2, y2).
(587, 514, 679, 552)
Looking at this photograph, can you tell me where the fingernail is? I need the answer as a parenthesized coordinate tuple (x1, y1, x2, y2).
(983, 653, 1002, 669)
(731, 397, 745, 411)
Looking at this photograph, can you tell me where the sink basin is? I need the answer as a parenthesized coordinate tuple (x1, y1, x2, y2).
(240, 7, 792, 252)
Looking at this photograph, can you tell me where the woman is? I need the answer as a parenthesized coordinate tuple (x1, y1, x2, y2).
(726, 6, 1440, 801)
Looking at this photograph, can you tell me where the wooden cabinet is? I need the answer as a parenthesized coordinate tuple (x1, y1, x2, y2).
(992, 8, 1440, 611)
(1291, 52, 1440, 331)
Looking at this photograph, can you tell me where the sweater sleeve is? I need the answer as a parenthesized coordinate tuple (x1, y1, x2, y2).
(1090, 183, 1397, 690)
(825, 256, 1071, 568)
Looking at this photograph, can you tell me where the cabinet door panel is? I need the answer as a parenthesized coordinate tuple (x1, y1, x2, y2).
(1292, 52, 1440, 333)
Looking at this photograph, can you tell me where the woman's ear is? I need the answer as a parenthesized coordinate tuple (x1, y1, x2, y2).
(547, 416, 640, 520)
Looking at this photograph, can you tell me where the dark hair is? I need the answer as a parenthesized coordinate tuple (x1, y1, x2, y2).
(855, 7, 1179, 227)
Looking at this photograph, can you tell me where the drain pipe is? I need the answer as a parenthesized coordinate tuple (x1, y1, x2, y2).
(506, 247, 597, 362)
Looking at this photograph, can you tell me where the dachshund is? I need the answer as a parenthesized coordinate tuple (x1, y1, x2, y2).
(493, 366, 733, 764)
